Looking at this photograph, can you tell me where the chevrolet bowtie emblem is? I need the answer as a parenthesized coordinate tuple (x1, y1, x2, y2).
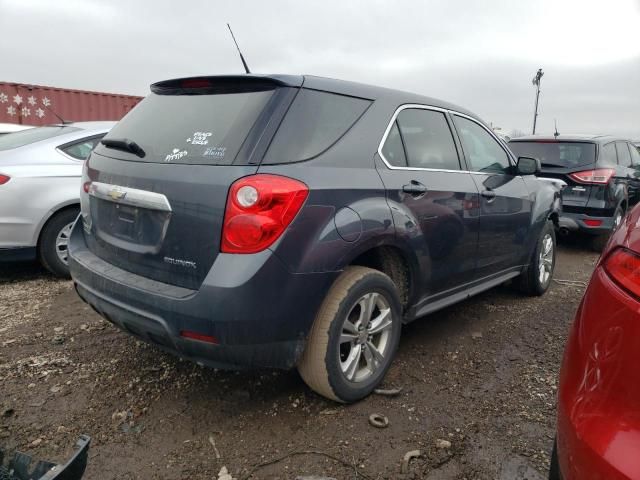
(108, 188, 126, 201)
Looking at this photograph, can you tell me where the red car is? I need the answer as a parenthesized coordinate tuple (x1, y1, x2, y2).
(552, 203, 640, 479)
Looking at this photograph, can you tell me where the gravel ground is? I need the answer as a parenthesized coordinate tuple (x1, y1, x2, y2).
(0, 240, 599, 479)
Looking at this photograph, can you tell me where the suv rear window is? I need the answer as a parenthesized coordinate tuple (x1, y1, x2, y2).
(0, 126, 80, 151)
(262, 89, 371, 164)
(98, 90, 275, 165)
(508, 141, 595, 168)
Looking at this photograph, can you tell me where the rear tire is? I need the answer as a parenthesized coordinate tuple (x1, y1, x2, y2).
(38, 208, 78, 278)
(518, 220, 556, 296)
(591, 205, 624, 253)
(548, 438, 561, 480)
(298, 266, 402, 403)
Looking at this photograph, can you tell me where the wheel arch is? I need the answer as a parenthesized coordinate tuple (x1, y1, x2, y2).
(35, 201, 80, 251)
(342, 242, 418, 314)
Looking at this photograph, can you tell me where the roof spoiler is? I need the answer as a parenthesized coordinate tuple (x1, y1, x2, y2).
(150, 75, 303, 95)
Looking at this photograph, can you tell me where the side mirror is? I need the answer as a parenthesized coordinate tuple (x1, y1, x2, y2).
(517, 156, 541, 175)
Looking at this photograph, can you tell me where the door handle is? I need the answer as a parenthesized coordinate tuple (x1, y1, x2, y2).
(481, 190, 496, 201)
(402, 180, 428, 197)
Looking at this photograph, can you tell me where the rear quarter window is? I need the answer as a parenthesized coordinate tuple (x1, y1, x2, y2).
(262, 89, 371, 164)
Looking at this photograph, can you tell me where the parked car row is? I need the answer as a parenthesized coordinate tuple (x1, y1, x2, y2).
(0, 74, 637, 479)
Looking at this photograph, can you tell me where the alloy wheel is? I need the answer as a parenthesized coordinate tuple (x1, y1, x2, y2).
(538, 233, 554, 286)
(338, 292, 394, 383)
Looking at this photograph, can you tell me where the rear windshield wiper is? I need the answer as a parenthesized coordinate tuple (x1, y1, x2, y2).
(100, 138, 146, 158)
(540, 162, 564, 168)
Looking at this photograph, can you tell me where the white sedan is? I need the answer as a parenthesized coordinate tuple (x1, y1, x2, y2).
(0, 122, 115, 276)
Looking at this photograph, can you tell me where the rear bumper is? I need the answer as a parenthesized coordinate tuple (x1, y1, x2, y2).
(556, 268, 640, 479)
(557, 211, 615, 235)
(68, 223, 338, 370)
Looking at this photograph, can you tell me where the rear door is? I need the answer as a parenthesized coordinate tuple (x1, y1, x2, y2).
(376, 106, 480, 296)
(81, 78, 297, 290)
(452, 114, 532, 277)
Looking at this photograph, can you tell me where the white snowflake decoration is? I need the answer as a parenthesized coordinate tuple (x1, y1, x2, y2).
(0, 93, 7, 103)
(27, 96, 36, 106)
(7, 105, 16, 116)
(13, 94, 22, 105)
(21, 107, 31, 117)
(36, 108, 45, 118)
(42, 97, 51, 107)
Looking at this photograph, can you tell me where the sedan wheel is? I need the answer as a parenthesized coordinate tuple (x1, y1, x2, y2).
(38, 208, 79, 278)
(55, 221, 74, 265)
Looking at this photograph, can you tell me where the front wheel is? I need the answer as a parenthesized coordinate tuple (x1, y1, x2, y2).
(298, 266, 402, 403)
(518, 220, 556, 296)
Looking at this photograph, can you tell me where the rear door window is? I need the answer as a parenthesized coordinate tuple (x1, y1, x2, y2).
(262, 89, 371, 164)
(616, 142, 632, 167)
(394, 109, 460, 170)
(600, 143, 618, 166)
(97, 90, 276, 165)
(453, 115, 511, 174)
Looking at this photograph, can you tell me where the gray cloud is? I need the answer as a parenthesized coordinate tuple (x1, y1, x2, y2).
(1, 0, 638, 139)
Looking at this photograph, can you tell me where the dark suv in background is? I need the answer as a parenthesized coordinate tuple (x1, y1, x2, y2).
(509, 135, 640, 250)
(69, 75, 560, 402)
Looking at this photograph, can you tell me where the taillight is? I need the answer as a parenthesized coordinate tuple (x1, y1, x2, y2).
(0, 174, 10, 185)
(604, 248, 640, 298)
(569, 168, 615, 184)
(221, 174, 308, 254)
(83, 181, 91, 193)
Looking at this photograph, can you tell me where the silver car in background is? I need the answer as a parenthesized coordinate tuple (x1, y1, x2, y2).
(0, 122, 115, 276)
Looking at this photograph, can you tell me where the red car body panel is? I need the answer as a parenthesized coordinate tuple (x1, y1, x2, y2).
(557, 204, 640, 479)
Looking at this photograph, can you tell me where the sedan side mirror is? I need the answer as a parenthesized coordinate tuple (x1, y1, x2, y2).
(517, 156, 541, 176)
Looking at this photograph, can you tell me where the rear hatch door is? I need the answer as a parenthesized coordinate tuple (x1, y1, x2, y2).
(509, 140, 597, 207)
(82, 76, 300, 289)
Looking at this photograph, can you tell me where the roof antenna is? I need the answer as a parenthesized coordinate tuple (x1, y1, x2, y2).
(554, 118, 560, 138)
(227, 23, 251, 74)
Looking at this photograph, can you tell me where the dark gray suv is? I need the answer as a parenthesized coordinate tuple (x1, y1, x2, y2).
(509, 135, 640, 250)
(68, 75, 560, 402)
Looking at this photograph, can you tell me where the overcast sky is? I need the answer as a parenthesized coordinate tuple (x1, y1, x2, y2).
(1, 0, 639, 138)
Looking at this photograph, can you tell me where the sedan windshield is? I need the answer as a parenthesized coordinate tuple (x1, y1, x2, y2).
(0, 126, 79, 151)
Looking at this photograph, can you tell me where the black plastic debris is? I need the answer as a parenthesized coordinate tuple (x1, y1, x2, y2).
(0, 435, 90, 480)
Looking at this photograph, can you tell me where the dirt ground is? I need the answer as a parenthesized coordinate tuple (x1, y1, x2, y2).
(0, 240, 599, 480)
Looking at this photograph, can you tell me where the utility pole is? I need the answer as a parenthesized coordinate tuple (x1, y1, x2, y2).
(532, 68, 544, 135)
